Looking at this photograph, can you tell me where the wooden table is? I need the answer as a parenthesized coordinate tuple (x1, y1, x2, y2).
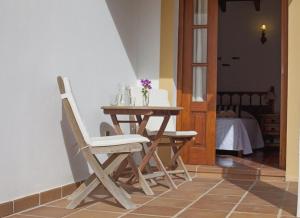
(101, 106, 183, 195)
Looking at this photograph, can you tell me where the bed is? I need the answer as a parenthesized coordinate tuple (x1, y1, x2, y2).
(216, 88, 274, 155)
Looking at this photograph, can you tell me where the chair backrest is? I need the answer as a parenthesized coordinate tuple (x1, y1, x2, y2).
(130, 87, 176, 132)
(57, 76, 91, 147)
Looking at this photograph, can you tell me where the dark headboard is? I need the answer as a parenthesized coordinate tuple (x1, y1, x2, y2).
(217, 86, 275, 118)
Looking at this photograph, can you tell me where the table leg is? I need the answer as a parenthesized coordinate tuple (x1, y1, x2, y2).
(136, 115, 153, 174)
(138, 115, 178, 189)
(139, 115, 170, 172)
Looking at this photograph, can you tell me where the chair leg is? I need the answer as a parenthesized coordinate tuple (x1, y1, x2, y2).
(67, 174, 97, 201)
(69, 153, 135, 209)
(127, 153, 154, 196)
(86, 153, 136, 209)
(67, 177, 100, 209)
(138, 169, 154, 196)
(177, 155, 193, 182)
(67, 153, 120, 202)
(170, 139, 192, 182)
(153, 151, 177, 189)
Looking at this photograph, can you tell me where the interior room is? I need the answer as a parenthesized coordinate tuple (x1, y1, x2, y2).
(216, 0, 282, 169)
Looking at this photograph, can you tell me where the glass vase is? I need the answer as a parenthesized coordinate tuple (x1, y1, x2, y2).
(142, 92, 149, 106)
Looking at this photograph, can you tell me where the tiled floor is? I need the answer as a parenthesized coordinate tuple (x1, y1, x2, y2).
(217, 147, 280, 169)
(6, 173, 297, 218)
(193, 150, 285, 180)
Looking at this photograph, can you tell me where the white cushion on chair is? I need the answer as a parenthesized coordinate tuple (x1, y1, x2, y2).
(163, 131, 197, 137)
(90, 134, 149, 147)
(148, 131, 197, 138)
(62, 77, 92, 144)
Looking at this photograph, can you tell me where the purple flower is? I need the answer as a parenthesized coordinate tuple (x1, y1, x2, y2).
(140, 79, 152, 90)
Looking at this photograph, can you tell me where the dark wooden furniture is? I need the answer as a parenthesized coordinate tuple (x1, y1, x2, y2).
(217, 88, 275, 119)
(259, 113, 280, 148)
(217, 89, 279, 151)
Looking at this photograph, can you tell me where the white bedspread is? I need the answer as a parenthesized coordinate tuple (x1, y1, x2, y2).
(241, 119, 264, 150)
(216, 118, 264, 155)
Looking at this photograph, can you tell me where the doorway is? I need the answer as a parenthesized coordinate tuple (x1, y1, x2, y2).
(177, 0, 288, 169)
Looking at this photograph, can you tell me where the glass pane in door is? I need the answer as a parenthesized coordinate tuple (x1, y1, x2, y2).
(194, 0, 208, 25)
(193, 29, 207, 63)
(192, 67, 207, 102)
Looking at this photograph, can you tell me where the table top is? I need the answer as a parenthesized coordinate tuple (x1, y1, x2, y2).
(101, 105, 183, 116)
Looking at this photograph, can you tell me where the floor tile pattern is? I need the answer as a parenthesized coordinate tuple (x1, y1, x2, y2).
(5, 174, 297, 218)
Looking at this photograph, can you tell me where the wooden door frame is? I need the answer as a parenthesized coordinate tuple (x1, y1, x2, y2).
(177, 0, 288, 169)
(280, 0, 288, 169)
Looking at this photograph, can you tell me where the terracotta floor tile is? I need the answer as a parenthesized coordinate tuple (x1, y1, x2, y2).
(281, 206, 297, 217)
(191, 201, 235, 212)
(123, 214, 168, 218)
(241, 194, 283, 206)
(86, 199, 128, 213)
(146, 197, 192, 208)
(130, 205, 181, 216)
(64, 209, 122, 218)
(5, 215, 43, 218)
(288, 188, 298, 194)
(177, 208, 228, 218)
(196, 173, 223, 179)
(225, 174, 257, 181)
(192, 177, 222, 183)
(4, 154, 297, 218)
(21, 206, 75, 218)
(246, 192, 286, 200)
(46, 198, 95, 209)
(130, 195, 153, 205)
(283, 194, 298, 203)
(223, 180, 254, 186)
(229, 212, 277, 218)
(179, 182, 215, 190)
(254, 182, 287, 189)
(209, 187, 246, 195)
(199, 194, 242, 203)
(217, 184, 251, 190)
(250, 189, 286, 196)
(160, 189, 203, 200)
(235, 204, 279, 214)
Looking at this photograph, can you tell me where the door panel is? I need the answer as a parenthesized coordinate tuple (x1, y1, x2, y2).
(192, 112, 206, 146)
(178, 0, 218, 165)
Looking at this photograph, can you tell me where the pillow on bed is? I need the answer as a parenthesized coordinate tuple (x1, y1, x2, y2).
(240, 111, 255, 119)
(218, 110, 238, 118)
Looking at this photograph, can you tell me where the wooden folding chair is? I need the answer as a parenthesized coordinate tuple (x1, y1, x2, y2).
(57, 76, 149, 209)
(130, 88, 196, 186)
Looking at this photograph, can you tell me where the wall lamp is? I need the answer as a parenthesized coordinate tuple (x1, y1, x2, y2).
(260, 24, 267, 44)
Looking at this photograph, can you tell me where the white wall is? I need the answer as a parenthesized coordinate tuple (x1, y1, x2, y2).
(106, 0, 161, 88)
(0, 0, 160, 203)
(218, 0, 281, 111)
(286, 0, 300, 181)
